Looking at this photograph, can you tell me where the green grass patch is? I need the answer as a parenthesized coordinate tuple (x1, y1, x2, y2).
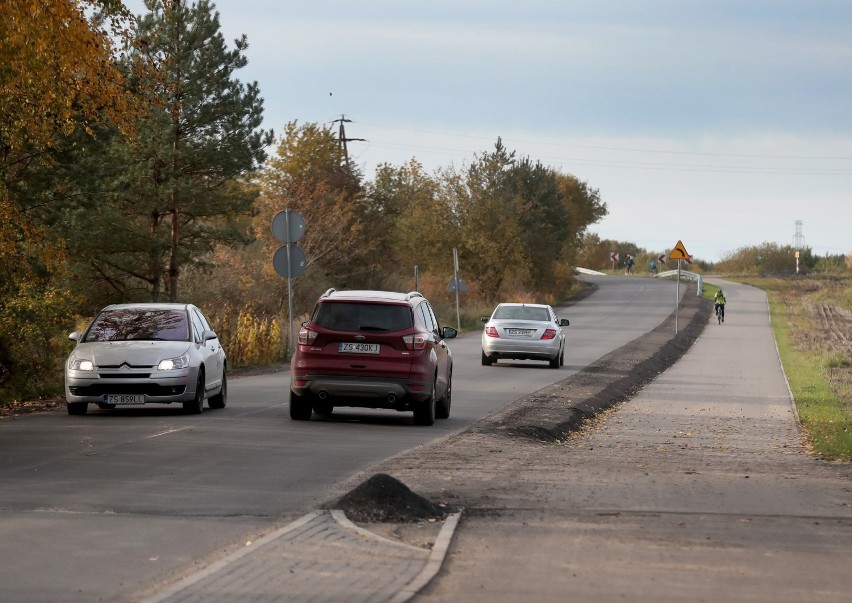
(702, 282, 720, 303)
(762, 287, 852, 460)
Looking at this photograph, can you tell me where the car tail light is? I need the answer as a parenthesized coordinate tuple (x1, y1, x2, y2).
(541, 329, 557, 340)
(298, 325, 318, 345)
(402, 332, 429, 350)
(484, 326, 499, 338)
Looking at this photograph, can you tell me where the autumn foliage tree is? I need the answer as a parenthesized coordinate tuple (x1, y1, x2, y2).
(0, 0, 137, 399)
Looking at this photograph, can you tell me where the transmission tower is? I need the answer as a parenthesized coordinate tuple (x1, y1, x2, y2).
(793, 220, 804, 249)
(331, 114, 365, 171)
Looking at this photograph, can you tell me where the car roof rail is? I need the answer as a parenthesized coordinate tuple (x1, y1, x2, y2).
(321, 288, 336, 298)
(405, 291, 424, 301)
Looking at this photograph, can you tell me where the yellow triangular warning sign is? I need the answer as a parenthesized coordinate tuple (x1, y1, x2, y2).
(669, 240, 690, 260)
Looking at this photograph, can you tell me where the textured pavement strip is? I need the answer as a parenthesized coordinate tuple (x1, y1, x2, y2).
(142, 510, 462, 603)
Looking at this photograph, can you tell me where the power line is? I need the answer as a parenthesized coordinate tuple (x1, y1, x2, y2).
(356, 139, 852, 176)
(357, 120, 852, 162)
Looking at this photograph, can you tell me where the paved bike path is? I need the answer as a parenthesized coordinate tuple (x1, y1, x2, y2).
(383, 280, 852, 602)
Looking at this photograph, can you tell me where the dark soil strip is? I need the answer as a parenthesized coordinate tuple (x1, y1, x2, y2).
(474, 285, 712, 442)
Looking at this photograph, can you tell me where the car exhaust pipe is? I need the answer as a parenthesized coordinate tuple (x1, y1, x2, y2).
(318, 390, 328, 401)
(387, 393, 396, 404)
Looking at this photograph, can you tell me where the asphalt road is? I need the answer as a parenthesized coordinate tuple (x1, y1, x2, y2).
(0, 276, 683, 602)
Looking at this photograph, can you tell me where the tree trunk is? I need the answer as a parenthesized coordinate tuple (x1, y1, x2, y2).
(169, 207, 179, 302)
(150, 211, 162, 302)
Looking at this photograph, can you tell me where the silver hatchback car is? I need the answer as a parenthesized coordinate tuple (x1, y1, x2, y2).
(481, 303, 569, 368)
(64, 303, 227, 415)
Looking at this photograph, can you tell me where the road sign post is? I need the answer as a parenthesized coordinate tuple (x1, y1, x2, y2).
(668, 240, 691, 334)
(447, 248, 469, 331)
(272, 209, 307, 355)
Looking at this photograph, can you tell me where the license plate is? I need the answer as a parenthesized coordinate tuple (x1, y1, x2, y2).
(506, 328, 533, 336)
(338, 342, 380, 354)
(103, 394, 145, 405)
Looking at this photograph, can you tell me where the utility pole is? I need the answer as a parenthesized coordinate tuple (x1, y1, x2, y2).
(793, 219, 804, 249)
(793, 220, 804, 274)
(331, 114, 365, 171)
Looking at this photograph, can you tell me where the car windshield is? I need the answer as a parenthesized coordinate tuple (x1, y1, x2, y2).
(313, 302, 413, 333)
(493, 306, 550, 321)
(84, 308, 190, 342)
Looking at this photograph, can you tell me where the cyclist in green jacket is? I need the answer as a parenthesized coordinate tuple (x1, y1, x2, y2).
(714, 289, 726, 323)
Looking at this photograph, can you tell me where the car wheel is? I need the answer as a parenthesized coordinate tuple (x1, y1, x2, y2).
(481, 350, 494, 366)
(183, 374, 204, 414)
(549, 354, 560, 369)
(208, 367, 227, 409)
(436, 369, 452, 419)
(559, 347, 565, 366)
(413, 378, 436, 426)
(312, 400, 334, 416)
(289, 390, 313, 420)
(67, 402, 88, 415)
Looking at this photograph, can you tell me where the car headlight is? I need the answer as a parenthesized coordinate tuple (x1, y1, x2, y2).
(69, 356, 95, 371)
(158, 353, 190, 371)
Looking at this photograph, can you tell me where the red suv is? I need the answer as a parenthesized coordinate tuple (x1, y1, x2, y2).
(290, 289, 457, 425)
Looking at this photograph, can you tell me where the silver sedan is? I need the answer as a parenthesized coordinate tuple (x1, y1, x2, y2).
(64, 303, 227, 415)
(480, 303, 569, 368)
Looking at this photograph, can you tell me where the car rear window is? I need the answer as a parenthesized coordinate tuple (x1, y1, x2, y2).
(313, 302, 413, 332)
(84, 309, 190, 342)
(493, 306, 550, 321)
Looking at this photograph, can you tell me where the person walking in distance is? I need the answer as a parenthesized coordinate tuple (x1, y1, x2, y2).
(714, 288, 727, 323)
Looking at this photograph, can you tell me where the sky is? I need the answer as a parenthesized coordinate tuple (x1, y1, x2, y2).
(127, 1, 852, 263)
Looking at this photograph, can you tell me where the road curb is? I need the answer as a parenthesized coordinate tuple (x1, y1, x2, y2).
(388, 510, 464, 603)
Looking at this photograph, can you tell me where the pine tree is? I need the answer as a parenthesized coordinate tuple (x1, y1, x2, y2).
(82, 0, 273, 302)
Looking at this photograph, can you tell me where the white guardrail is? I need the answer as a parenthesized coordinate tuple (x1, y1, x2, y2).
(655, 269, 703, 295)
(575, 266, 704, 295)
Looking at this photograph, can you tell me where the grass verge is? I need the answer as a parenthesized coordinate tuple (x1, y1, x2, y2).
(744, 278, 852, 460)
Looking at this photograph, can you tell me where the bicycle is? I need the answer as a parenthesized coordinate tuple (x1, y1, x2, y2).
(715, 304, 725, 324)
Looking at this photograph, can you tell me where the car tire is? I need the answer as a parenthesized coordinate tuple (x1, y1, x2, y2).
(67, 402, 88, 415)
(289, 390, 312, 420)
(481, 350, 494, 366)
(413, 378, 436, 426)
(312, 400, 334, 416)
(559, 347, 565, 366)
(436, 370, 452, 419)
(183, 374, 204, 414)
(208, 367, 227, 409)
(549, 354, 560, 369)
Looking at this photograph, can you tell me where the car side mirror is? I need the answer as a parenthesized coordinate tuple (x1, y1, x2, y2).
(202, 329, 218, 342)
(560, 319, 570, 327)
(69, 331, 82, 342)
(442, 326, 458, 339)
(480, 316, 489, 323)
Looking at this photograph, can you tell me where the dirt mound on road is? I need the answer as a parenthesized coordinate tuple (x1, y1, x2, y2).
(327, 473, 453, 523)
